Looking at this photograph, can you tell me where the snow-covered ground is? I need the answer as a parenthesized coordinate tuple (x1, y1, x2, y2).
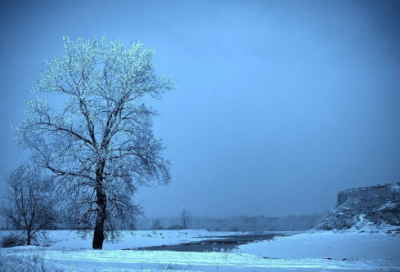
(28, 229, 239, 250)
(240, 230, 400, 260)
(0, 229, 399, 271)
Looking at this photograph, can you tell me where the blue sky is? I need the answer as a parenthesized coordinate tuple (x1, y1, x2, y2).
(1, 0, 400, 219)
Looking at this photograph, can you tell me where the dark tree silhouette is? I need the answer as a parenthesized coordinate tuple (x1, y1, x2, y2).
(0, 161, 57, 245)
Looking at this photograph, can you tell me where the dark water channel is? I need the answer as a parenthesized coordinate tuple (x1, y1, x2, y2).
(128, 233, 290, 252)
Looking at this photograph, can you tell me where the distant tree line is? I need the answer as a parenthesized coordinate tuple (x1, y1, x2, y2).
(135, 214, 324, 231)
(1, 199, 323, 233)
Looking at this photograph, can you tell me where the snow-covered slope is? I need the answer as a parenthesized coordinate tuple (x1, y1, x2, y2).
(317, 183, 400, 230)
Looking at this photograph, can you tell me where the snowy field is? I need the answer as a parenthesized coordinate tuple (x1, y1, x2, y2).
(0, 229, 399, 271)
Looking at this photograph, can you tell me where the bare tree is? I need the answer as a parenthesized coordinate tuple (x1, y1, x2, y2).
(0, 161, 57, 245)
(151, 218, 163, 230)
(14, 36, 175, 249)
(180, 208, 192, 229)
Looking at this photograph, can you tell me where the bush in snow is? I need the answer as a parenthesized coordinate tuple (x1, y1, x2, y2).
(1, 232, 25, 248)
(166, 224, 183, 230)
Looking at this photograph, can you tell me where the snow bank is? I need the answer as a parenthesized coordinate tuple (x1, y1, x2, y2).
(239, 231, 400, 260)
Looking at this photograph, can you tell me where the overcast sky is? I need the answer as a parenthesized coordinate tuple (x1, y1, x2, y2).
(1, 0, 400, 220)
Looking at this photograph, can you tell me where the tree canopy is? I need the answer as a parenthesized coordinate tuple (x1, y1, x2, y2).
(14, 36, 175, 249)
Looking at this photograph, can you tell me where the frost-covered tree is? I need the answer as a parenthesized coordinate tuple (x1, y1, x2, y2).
(14, 36, 175, 249)
(0, 161, 57, 245)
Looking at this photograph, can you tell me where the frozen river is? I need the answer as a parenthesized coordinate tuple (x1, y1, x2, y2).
(133, 232, 290, 252)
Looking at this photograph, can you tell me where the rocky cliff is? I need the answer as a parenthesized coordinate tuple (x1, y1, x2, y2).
(317, 183, 400, 230)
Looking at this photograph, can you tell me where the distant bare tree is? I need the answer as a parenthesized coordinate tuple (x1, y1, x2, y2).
(180, 208, 192, 229)
(152, 218, 163, 230)
(0, 161, 57, 245)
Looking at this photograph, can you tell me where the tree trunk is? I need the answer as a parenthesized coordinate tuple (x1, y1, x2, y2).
(92, 214, 105, 249)
(92, 179, 107, 250)
(27, 230, 31, 246)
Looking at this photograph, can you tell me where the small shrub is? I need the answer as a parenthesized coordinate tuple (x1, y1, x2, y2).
(157, 263, 196, 270)
(166, 224, 182, 230)
(1, 232, 25, 248)
(229, 226, 240, 232)
(32, 231, 55, 247)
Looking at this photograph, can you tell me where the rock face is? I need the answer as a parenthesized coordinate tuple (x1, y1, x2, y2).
(317, 183, 400, 230)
